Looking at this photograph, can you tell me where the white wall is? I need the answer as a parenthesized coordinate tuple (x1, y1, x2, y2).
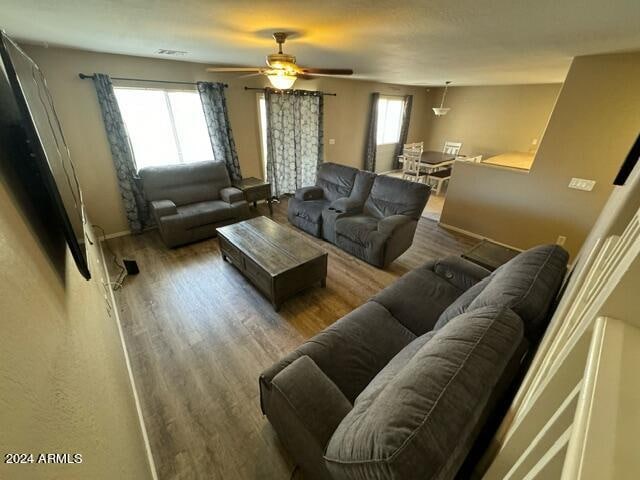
(0, 180, 154, 479)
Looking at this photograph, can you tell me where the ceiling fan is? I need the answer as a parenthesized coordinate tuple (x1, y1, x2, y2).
(206, 32, 354, 90)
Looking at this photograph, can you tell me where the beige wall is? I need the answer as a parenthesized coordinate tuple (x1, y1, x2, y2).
(423, 84, 561, 158)
(22, 45, 429, 235)
(441, 52, 640, 258)
(0, 182, 154, 478)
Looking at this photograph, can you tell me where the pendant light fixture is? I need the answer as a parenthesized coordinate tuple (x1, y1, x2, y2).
(432, 81, 451, 117)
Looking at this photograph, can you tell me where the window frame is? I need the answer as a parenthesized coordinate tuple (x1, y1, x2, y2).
(113, 86, 214, 171)
(376, 96, 405, 146)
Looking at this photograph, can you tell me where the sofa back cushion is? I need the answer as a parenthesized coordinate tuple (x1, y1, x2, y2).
(316, 163, 359, 202)
(349, 171, 376, 203)
(324, 306, 524, 480)
(140, 161, 231, 206)
(436, 244, 568, 342)
(364, 175, 430, 220)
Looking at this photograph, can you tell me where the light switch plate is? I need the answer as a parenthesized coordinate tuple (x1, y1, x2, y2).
(568, 177, 596, 191)
(329, 138, 336, 145)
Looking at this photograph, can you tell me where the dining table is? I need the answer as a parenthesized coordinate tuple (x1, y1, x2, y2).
(398, 150, 457, 172)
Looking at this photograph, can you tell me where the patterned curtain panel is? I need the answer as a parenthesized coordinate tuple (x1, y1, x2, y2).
(197, 82, 242, 182)
(364, 92, 380, 171)
(393, 94, 414, 169)
(92, 73, 149, 233)
(265, 88, 324, 197)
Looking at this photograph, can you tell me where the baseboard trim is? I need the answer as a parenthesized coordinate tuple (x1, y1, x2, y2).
(102, 229, 131, 240)
(438, 221, 524, 252)
(96, 233, 159, 480)
(78, 229, 130, 245)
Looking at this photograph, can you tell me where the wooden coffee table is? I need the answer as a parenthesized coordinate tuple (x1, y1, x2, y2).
(217, 216, 327, 310)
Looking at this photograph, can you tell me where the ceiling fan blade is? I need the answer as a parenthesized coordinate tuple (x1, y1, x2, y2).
(238, 72, 264, 79)
(296, 74, 315, 80)
(206, 67, 263, 73)
(299, 68, 354, 75)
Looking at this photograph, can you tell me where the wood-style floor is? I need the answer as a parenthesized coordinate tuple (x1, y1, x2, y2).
(108, 199, 475, 480)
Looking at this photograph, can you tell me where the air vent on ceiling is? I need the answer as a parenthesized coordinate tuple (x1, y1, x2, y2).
(156, 49, 188, 56)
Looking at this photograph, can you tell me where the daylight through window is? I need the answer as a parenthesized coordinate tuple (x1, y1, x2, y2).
(114, 88, 214, 170)
(376, 97, 404, 145)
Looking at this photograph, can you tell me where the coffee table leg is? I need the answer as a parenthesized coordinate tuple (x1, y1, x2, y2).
(321, 278, 326, 288)
(267, 198, 273, 216)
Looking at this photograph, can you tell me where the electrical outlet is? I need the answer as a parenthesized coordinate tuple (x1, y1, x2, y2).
(531, 138, 538, 146)
(557, 235, 566, 246)
(568, 178, 596, 191)
(329, 138, 336, 145)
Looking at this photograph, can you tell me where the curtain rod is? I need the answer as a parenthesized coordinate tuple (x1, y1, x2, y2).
(244, 86, 336, 96)
(78, 73, 228, 87)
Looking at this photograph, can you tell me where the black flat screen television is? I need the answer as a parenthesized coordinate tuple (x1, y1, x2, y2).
(0, 31, 90, 280)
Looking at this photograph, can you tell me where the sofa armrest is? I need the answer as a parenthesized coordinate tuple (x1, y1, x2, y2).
(220, 186, 244, 204)
(150, 199, 177, 218)
(268, 356, 352, 449)
(377, 214, 412, 236)
(328, 197, 363, 214)
(295, 186, 324, 201)
(433, 256, 491, 291)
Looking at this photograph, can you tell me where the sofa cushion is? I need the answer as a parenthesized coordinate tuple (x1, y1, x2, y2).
(372, 261, 463, 336)
(175, 200, 236, 230)
(260, 301, 416, 406)
(140, 160, 231, 206)
(435, 245, 568, 341)
(363, 175, 430, 220)
(316, 163, 359, 202)
(335, 215, 379, 245)
(324, 306, 524, 480)
(435, 276, 492, 329)
(349, 171, 376, 203)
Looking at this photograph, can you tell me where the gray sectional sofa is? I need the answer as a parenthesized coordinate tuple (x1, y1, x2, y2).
(260, 244, 569, 480)
(139, 161, 249, 247)
(288, 163, 430, 268)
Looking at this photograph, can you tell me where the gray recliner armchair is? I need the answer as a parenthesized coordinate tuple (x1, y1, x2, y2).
(334, 175, 430, 268)
(287, 163, 359, 237)
(140, 161, 249, 247)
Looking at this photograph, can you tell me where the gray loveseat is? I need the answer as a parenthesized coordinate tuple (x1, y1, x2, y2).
(140, 161, 249, 247)
(288, 163, 360, 238)
(260, 244, 569, 480)
(288, 163, 430, 268)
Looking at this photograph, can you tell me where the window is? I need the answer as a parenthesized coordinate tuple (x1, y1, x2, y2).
(114, 88, 214, 170)
(376, 97, 404, 145)
(257, 93, 268, 179)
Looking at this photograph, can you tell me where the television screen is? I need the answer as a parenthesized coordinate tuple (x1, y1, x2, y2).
(0, 32, 90, 279)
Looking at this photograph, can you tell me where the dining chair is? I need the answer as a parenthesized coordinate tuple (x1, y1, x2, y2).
(401, 142, 427, 183)
(443, 141, 462, 156)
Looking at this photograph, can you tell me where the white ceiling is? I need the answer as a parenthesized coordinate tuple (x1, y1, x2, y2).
(3, 0, 640, 86)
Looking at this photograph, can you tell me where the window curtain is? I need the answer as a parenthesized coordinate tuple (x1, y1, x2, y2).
(364, 92, 380, 171)
(393, 94, 413, 169)
(92, 73, 149, 233)
(265, 88, 324, 197)
(197, 82, 242, 182)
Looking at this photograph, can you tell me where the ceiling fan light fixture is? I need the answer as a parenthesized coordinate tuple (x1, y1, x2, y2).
(266, 70, 297, 90)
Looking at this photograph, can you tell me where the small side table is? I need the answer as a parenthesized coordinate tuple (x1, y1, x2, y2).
(462, 239, 520, 271)
(233, 177, 273, 216)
